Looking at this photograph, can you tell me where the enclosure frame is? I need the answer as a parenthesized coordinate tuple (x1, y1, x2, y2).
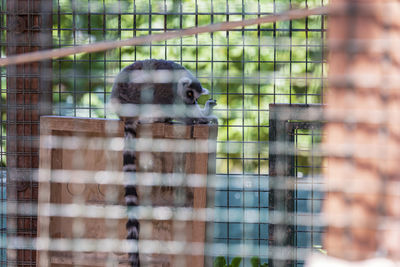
(268, 103, 323, 267)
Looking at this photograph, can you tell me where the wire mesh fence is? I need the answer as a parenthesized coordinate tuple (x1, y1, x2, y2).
(0, 0, 6, 265)
(0, 0, 329, 266)
(268, 104, 323, 267)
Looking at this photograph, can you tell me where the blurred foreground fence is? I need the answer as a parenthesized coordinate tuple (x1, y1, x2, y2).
(319, 0, 400, 263)
(4, 0, 400, 266)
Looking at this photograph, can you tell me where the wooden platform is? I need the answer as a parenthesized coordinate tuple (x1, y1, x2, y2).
(37, 116, 217, 267)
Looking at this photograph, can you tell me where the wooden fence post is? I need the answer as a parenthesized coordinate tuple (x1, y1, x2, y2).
(136, 122, 217, 267)
(323, 0, 400, 261)
(6, 0, 52, 265)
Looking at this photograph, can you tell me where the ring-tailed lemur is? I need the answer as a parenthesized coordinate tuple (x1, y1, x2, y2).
(111, 59, 217, 267)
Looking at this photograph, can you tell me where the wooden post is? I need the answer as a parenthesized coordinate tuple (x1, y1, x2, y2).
(6, 0, 52, 265)
(37, 117, 125, 266)
(37, 117, 217, 266)
(323, 0, 400, 261)
(136, 122, 217, 267)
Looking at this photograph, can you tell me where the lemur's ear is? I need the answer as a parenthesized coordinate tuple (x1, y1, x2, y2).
(179, 77, 192, 88)
(201, 88, 209, 95)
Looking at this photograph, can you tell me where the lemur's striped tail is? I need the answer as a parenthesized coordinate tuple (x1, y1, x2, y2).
(123, 118, 140, 267)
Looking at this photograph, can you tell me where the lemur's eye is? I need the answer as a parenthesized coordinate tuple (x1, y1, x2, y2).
(186, 91, 193, 98)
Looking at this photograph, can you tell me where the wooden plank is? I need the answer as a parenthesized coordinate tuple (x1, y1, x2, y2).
(40, 116, 123, 135)
(136, 122, 216, 267)
(193, 125, 209, 139)
(37, 122, 54, 267)
(50, 253, 131, 267)
(164, 124, 192, 139)
(6, 2, 52, 263)
(136, 123, 165, 138)
(38, 117, 127, 267)
(204, 124, 218, 267)
(192, 151, 208, 267)
(191, 126, 212, 267)
(39, 118, 217, 267)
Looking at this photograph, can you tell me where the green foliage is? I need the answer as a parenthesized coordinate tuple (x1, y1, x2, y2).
(214, 256, 227, 267)
(213, 256, 241, 267)
(230, 257, 242, 267)
(250, 256, 268, 267)
(214, 256, 268, 267)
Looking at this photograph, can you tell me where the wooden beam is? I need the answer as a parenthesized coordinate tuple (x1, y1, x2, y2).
(6, 0, 52, 265)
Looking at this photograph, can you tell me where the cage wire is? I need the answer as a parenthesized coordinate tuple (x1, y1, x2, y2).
(0, 0, 6, 265)
(0, 0, 328, 266)
(292, 121, 324, 266)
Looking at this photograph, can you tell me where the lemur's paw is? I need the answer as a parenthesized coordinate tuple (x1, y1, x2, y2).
(206, 99, 217, 107)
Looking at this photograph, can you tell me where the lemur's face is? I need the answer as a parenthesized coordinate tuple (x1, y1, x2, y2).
(178, 77, 209, 105)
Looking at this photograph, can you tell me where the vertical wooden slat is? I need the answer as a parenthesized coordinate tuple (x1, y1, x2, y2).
(191, 125, 210, 267)
(204, 124, 217, 267)
(6, 0, 52, 265)
(36, 118, 54, 267)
